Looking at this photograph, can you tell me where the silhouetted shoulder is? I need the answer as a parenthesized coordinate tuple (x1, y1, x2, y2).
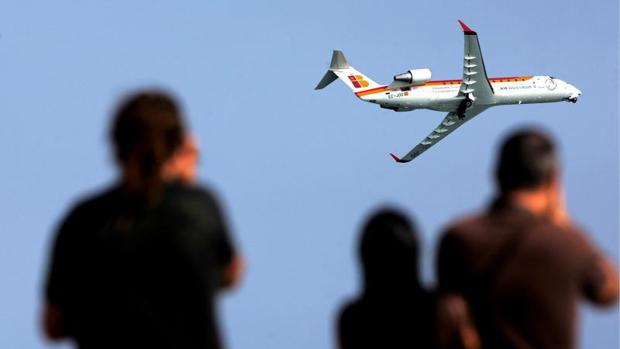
(338, 294, 437, 349)
(338, 300, 363, 329)
(45, 185, 122, 304)
(448, 213, 482, 231)
(163, 182, 235, 272)
(552, 223, 599, 251)
(69, 185, 120, 212)
(438, 213, 487, 259)
(517, 218, 601, 265)
(53, 186, 122, 237)
(160, 182, 229, 229)
(167, 181, 218, 200)
(338, 300, 367, 349)
(437, 213, 486, 263)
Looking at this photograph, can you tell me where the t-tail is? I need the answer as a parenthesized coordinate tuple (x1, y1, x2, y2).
(315, 50, 381, 96)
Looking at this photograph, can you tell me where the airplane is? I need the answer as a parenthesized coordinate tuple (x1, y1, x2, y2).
(315, 20, 581, 163)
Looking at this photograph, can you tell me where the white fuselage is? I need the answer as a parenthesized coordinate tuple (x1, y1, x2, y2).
(358, 75, 581, 112)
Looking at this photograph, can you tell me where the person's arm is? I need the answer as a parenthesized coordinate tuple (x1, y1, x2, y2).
(437, 230, 468, 293)
(436, 294, 480, 349)
(546, 183, 571, 228)
(167, 136, 244, 289)
(590, 257, 619, 305)
(572, 227, 620, 305)
(221, 253, 244, 289)
(204, 190, 243, 291)
(546, 181, 618, 304)
(436, 229, 480, 349)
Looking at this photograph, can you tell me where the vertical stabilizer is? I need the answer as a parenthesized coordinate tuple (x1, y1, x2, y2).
(330, 50, 349, 70)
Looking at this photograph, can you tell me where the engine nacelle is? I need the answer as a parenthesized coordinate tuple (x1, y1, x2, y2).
(393, 69, 432, 85)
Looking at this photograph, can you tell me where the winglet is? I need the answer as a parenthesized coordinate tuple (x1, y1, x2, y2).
(457, 20, 476, 35)
(389, 153, 406, 163)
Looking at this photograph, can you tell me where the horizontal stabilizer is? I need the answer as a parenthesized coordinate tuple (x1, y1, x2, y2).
(315, 70, 338, 90)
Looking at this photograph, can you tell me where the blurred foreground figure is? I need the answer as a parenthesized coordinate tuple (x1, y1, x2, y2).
(338, 210, 432, 349)
(338, 210, 479, 349)
(438, 128, 618, 349)
(42, 91, 242, 349)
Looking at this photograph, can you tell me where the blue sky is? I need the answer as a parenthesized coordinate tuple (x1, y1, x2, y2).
(0, 1, 617, 348)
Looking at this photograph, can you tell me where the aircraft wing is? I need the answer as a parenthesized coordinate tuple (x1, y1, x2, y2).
(389, 106, 486, 163)
(458, 20, 494, 103)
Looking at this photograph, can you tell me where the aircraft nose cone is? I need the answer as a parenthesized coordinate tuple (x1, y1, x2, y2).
(568, 85, 581, 102)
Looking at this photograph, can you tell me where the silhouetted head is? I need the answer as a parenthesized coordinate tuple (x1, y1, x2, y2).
(110, 90, 186, 196)
(495, 128, 558, 194)
(359, 209, 421, 297)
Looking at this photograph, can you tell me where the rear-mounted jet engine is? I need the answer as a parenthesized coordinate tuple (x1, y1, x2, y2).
(388, 69, 432, 90)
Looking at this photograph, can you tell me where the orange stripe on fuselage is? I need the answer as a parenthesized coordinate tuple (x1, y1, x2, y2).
(354, 76, 533, 97)
(355, 86, 388, 97)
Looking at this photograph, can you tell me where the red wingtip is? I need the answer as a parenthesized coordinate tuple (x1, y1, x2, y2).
(389, 153, 402, 163)
(457, 20, 475, 34)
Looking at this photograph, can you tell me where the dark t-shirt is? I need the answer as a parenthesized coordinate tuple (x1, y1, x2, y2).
(45, 182, 235, 349)
(437, 198, 607, 349)
(338, 291, 435, 349)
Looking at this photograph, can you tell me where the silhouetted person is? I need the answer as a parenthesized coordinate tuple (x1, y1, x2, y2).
(42, 91, 242, 349)
(437, 128, 618, 349)
(338, 210, 434, 348)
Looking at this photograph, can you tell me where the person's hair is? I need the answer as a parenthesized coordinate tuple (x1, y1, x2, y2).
(495, 128, 558, 193)
(359, 209, 421, 297)
(110, 90, 186, 196)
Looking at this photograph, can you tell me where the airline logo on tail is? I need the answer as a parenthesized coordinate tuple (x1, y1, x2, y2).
(348, 75, 369, 88)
